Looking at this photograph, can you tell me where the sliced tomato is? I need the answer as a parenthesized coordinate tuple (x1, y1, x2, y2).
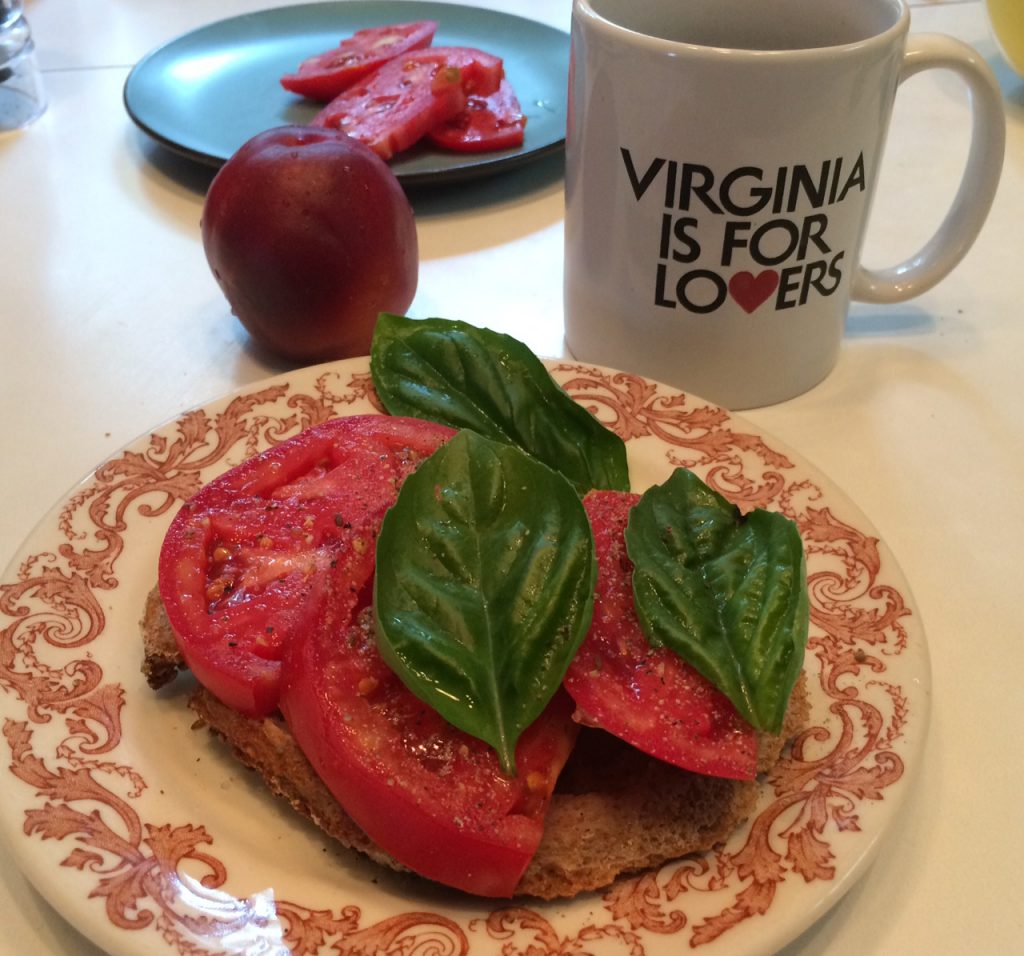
(311, 47, 504, 160)
(428, 46, 504, 96)
(158, 415, 453, 717)
(280, 21, 439, 101)
(280, 595, 579, 897)
(563, 490, 759, 780)
(428, 79, 526, 153)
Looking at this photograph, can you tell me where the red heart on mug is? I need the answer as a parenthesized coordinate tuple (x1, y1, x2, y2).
(729, 270, 779, 314)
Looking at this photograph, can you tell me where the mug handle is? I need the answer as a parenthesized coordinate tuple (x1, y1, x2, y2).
(853, 34, 1005, 303)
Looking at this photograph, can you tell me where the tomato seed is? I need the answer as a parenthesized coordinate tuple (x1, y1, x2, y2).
(356, 676, 379, 696)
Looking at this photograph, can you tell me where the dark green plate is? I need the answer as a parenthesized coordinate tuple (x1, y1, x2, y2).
(123, 1, 569, 184)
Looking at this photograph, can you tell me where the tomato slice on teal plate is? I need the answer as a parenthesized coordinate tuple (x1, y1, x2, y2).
(429, 79, 526, 153)
(279, 20, 438, 100)
(312, 47, 504, 160)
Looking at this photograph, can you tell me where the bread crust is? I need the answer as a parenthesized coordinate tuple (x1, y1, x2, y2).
(140, 586, 188, 689)
(143, 588, 808, 899)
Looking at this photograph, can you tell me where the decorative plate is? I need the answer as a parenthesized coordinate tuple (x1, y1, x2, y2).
(122, 1, 570, 185)
(0, 358, 929, 956)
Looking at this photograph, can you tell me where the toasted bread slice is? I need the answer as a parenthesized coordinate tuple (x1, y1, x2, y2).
(140, 586, 188, 689)
(142, 588, 809, 899)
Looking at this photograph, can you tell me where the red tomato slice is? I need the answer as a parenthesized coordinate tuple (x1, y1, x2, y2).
(280, 21, 438, 101)
(428, 79, 526, 153)
(158, 415, 453, 717)
(563, 490, 759, 780)
(311, 47, 504, 160)
(280, 595, 579, 897)
(428, 46, 504, 96)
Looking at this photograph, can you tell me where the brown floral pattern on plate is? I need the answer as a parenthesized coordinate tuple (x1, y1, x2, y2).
(0, 359, 927, 956)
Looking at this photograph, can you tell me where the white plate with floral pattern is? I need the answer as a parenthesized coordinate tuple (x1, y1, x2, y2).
(0, 358, 929, 956)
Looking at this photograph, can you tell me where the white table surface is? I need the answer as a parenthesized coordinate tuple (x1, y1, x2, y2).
(1, 1, 1021, 953)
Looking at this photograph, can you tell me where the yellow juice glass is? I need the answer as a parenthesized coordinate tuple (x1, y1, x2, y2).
(987, 0, 1024, 75)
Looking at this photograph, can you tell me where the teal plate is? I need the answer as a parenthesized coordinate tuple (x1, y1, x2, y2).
(123, 1, 569, 184)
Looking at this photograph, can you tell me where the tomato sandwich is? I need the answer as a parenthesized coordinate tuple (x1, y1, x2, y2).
(141, 315, 811, 899)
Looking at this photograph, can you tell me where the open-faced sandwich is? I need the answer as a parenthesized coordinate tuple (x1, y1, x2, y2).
(141, 314, 810, 899)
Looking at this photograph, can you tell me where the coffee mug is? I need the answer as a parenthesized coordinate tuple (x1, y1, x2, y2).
(563, 0, 1005, 408)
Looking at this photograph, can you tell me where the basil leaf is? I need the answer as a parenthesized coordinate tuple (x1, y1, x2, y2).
(370, 313, 629, 495)
(625, 468, 808, 734)
(373, 429, 597, 775)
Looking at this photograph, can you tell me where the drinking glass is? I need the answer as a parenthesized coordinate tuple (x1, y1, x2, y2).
(1, 0, 46, 131)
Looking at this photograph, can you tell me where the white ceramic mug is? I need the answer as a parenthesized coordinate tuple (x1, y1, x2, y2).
(563, 0, 1006, 408)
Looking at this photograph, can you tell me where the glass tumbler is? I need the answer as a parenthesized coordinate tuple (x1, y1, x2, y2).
(1, 0, 46, 131)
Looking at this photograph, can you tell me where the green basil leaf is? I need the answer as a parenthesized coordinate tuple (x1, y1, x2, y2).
(370, 313, 629, 495)
(373, 429, 597, 775)
(625, 468, 808, 734)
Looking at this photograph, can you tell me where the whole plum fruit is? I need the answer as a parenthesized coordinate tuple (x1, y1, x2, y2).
(201, 125, 418, 362)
